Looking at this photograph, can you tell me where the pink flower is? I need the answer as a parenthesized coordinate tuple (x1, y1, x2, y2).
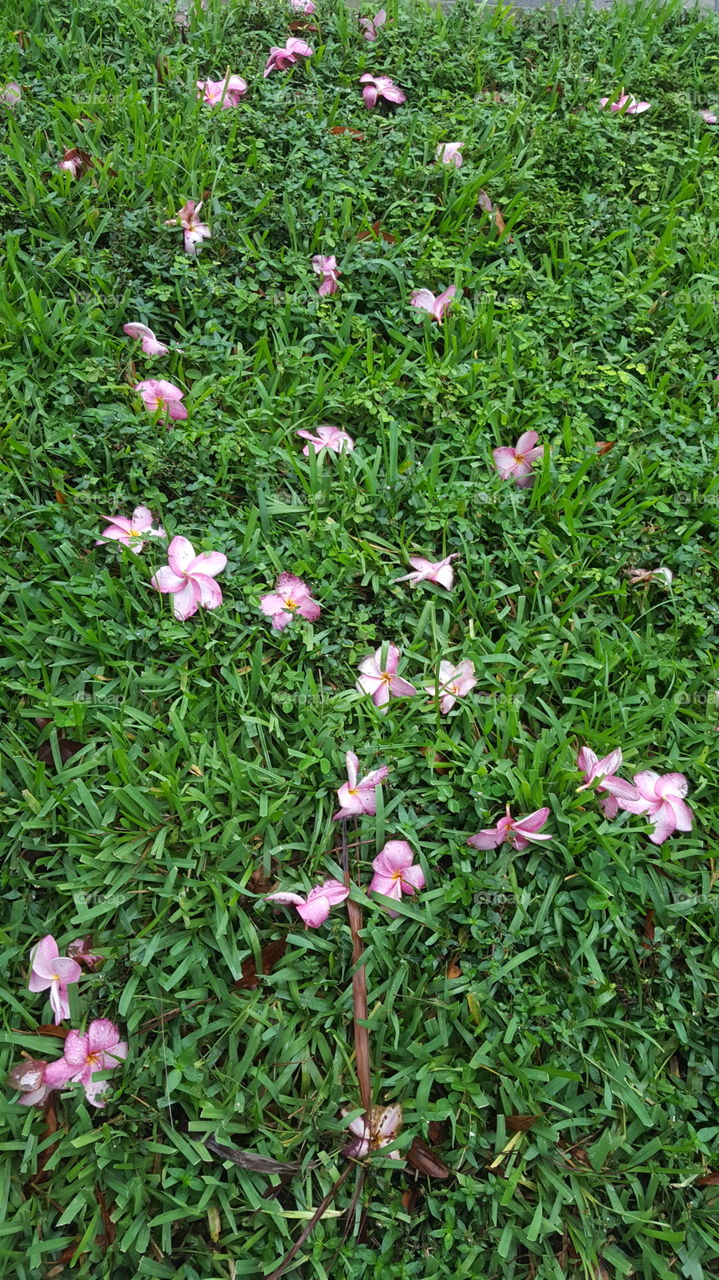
(28, 936, 82, 1025)
(151, 535, 227, 621)
(599, 93, 650, 115)
(96, 505, 166, 555)
(43, 1019, 128, 1108)
(370, 841, 425, 916)
(618, 771, 693, 845)
(7, 1059, 53, 1108)
(290, 0, 316, 11)
(333, 751, 389, 820)
(468, 804, 552, 852)
(492, 430, 544, 487)
(395, 553, 458, 590)
(359, 9, 388, 40)
(360, 74, 406, 109)
(356, 643, 416, 711)
(123, 322, 170, 356)
(296, 425, 355, 456)
(58, 152, 84, 177)
(699, 109, 718, 124)
(626, 566, 673, 586)
(165, 200, 211, 257)
(1, 81, 22, 108)
(424, 659, 476, 714)
(312, 254, 340, 296)
(266, 878, 349, 927)
(135, 378, 187, 422)
(410, 285, 456, 323)
(197, 74, 248, 108)
(343, 1103, 402, 1158)
(259, 573, 320, 631)
(435, 142, 464, 168)
(67, 937, 102, 970)
(576, 746, 638, 819)
(264, 38, 313, 77)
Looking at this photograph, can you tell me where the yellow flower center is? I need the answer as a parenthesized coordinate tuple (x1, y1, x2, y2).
(286, 599, 297, 609)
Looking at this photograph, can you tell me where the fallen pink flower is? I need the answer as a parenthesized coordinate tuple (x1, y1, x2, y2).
(123, 322, 170, 356)
(197, 74, 247, 108)
(28, 935, 82, 1025)
(699, 109, 718, 124)
(410, 285, 456, 323)
(599, 93, 650, 115)
(57, 150, 86, 178)
(1, 82, 22, 108)
(626, 566, 673, 586)
(576, 746, 638, 819)
(151, 535, 227, 621)
(96, 506, 166, 555)
(359, 8, 388, 40)
(296, 424, 355, 456)
(370, 840, 425, 916)
(435, 141, 464, 168)
(44, 1019, 128, 1108)
(264, 38, 313, 77)
(259, 573, 320, 630)
(343, 1103, 402, 1158)
(333, 750, 389, 820)
(312, 254, 340, 296)
(356, 643, 416, 710)
(618, 771, 693, 845)
(165, 199, 211, 257)
(290, 0, 316, 11)
(266, 878, 349, 927)
(468, 804, 552, 852)
(7, 1059, 53, 1108)
(360, 74, 405, 109)
(492, 430, 544, 487)
(134, 378, 188, 422)
(395, 553, 458, 590)
(424, 659, 476, 714)
(67, 937, 103, 969)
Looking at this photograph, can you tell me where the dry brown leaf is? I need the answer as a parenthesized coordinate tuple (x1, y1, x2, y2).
(231, 938, 287, 991)
(405, 1137, 451, 1179)
(506, 1114, 541, 1132)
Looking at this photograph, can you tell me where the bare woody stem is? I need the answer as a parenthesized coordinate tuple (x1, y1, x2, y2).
(342, 820, 372, 1118)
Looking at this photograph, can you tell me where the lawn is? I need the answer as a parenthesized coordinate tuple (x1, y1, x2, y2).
(1, 0, 719, 1276)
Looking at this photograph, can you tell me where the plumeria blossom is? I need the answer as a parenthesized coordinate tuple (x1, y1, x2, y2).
(492, 430, 544, 487)
(259, 573, 320, 631)
(333, 751, 389, 820)
(67, 937, 102, 969)
(576, 746, 639, 819)
(57, 149, 88, 178)
(626, 566, 673, 586)
(28, 936, 82, 1024)
(343, 1103, 403, 1158)
(410, 285, 456, 323)
(618, 771, 693, 845)
(264, 38, 313, 77)
(151, 536, 227, 621)
(44, 1019, 128, 1108)
(424, 659, 476, 714)
(360, 74, 406, 109)
(266, 878, 349, 928)
(290, 0, 316, 11)
(395, 553, 458, 590)
(123, 322, 170, 356)
(165, 200, 211, 257)
(8, 1059, 53, 1108)
(599, 93, 650, 115)
(370, 841, 425, 916)
(312, 254, 340, 297)
(96, 506, 166, 555)
(197, 74, 247, 108)
(359, 9, 388, 40)
(699, 109, 718, 124)
(356, 643, 416, 710)
(296, 424, 355, 456)
(1, 81, 22, 108)
(134, 378, 188, 422)
(435, 141, 464, 168)
(468, 804, 552, 852)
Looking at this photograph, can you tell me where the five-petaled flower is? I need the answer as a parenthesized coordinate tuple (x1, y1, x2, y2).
(197, 74, 247, 108)
(359, 9, 388, 40)
(618, 771, 693, 845)
(369, 841, 425, 916)
(264, 38, 313, 77)
(343, 1103, 403, 1158)
(151, 535, 227, 621)
(410, 285, 456, 323)
(599, 93, 650, 114)
(296, 425, 355, 456)
(312, 254, 340, 296)
(123, 322, 170, 356)
(356, 643, 416, 711)
(43, 1019, 128, 1108)
(576, 746, 637, 819)
(96, 506, 166, 555)
(259, 573, 321, 631)
(492, 430, 544, 487)
(333, 750, 389, 820)
(424, 659, 476, 714)
(468, 804, 552, 852)
(134, 379, 188, 422)
(435, 142, 464, 168)
(7, 1059, 53, 1108)
(266, 878, 349, 927)
(395, 554, 458, 590)
(165, 199, 211, 257)
(360, 74, 405, 109)
(28, 936, 82, 1025)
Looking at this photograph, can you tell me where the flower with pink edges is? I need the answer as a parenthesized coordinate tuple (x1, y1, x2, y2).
(599, 93, 650, 114)
(67, 937, 103, 970)
(424, 659, 476, 714)
(28, 936, 82, 1025)
(492, 430, 544, 487)
(96, 506, 166, 555)
(333, 751, 389, 820)
(259, 573, 320, 631)
(356, 643, 416, 711)
(312, 254, 340, 296)
(360, 74, 405, 109)
(264, 38, 313, 77)
(7, 1059, 53, 1108)
(370, 841, 425, 916)
(165, 200, 211, 257)
(296, 425, 355, 456)
(618, 771, 693, 845)
(1, 82, 22, 108)
(197, 74, 247, 108)
(699, 109, 718, 124)
(395, 553, 458, 590)
(43, 1019, 128, 1108)
(135, 379, 188, 422)
(266, 878, 349, 927)
(343, 1103, 402, 1158)
(410, 285, 456, 323)
(576, 746, 638, 819)
(123, 322, 170, 356)
(291, 0, 316, 11)
(468, 804, 552, 852)
(359, 9, 389, 40)
(151, 535, 227, 621)
(435, 142, 464, 168)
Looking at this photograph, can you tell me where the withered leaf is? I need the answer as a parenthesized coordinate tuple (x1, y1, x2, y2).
(35, 1024, 70, 1039)
(329, 126, 365, 140)
(206, 1136, 303, 1173)
(594, 440, 615, 455)
(37, 734, 85, 769)
(95, 1186, 116, 1250)
(355, 220, 396, 244)
(231, 938, 287, 991)
(697, 1171, 719, 1186)
(289, 20, 318, 30)
(506, 1114, 541, 1132)
(405, 1137, 450, 1179)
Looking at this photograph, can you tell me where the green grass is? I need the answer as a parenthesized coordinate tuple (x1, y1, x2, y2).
(1, 0, 719, 1275)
